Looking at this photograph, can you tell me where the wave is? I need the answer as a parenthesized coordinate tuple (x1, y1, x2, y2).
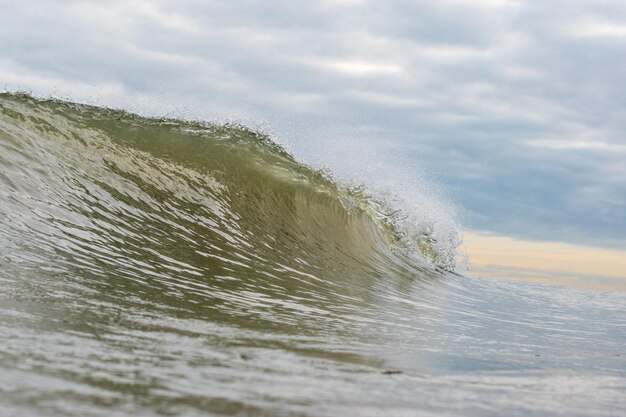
(0, 92, 461, 283)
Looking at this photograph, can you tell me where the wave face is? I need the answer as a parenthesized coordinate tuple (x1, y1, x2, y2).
(1, 92, 625, 417)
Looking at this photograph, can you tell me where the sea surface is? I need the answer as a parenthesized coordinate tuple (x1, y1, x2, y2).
(1, 93, 624, 416)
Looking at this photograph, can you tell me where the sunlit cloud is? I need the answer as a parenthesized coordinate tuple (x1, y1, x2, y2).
(525, 139, 626, 152)
(306, 58, 403, 76)
(464, 231, 626, 292)
(564, 19, 626, 39)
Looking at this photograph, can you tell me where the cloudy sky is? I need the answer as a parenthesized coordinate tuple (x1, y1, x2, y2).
(1, 0, 625, 285)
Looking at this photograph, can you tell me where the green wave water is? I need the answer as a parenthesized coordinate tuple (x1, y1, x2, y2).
(1, 92, 625, 417)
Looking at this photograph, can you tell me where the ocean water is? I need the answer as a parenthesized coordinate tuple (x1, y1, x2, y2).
(0, 93, 624, 417)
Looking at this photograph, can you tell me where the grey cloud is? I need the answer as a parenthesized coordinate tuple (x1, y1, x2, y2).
(1, 0, 625, 247)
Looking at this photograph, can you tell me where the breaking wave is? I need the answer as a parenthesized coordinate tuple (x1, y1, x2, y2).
(0, 92, 462, 294)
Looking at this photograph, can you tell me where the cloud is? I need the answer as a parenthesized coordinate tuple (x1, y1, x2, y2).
(525, 139, 626, 152)
(464, 231, 626, 291)
(0, 58, 128, 100)
(563, 19, 626, 39)
(305, 58, 403, 76)
(0, 0, 625, 249)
